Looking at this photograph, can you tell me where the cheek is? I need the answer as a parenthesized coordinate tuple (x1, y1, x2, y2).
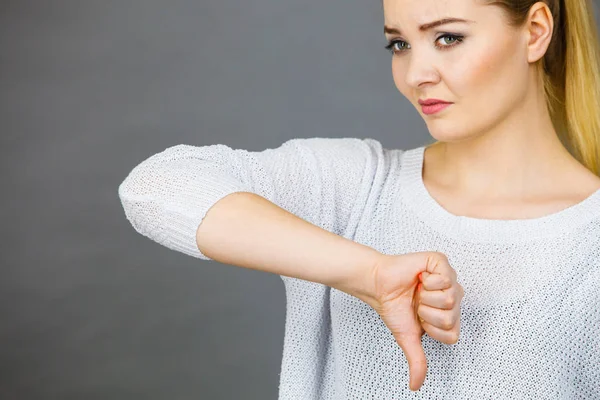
(457, 35, 527, 100)
(448, 50, 528, 143)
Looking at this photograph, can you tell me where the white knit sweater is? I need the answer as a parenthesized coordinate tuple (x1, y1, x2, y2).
(118, 137, 600, 399)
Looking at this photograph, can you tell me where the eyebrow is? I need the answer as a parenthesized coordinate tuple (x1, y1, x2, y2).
(384, 18, 474, 35)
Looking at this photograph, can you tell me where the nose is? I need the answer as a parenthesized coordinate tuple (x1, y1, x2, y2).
(403, 50, 440, 89)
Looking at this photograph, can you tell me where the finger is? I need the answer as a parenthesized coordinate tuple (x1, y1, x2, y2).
(418, 287, 457, 310)
(393, 333, 428, 391)
(421, 319, 460, 345)
(421, 274, 452, 291)
(417, 303, 459, 331)
(425, 252, 457, 284)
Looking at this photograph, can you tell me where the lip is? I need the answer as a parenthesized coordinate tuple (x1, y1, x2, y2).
(418, 98, 452, 105)
(418, 98, 453, 115)
(421, 103, 451, 115)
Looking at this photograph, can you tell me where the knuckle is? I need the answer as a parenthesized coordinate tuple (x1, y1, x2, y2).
(448, 331, 459, 344)
(442, 316, 454, 330)
(435, 251, 449, 261)
(445, 296, 455, 309)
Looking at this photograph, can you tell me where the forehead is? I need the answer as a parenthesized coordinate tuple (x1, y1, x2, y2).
(383, 0, 486, 27)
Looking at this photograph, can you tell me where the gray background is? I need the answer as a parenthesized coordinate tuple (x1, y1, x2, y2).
(1, 1, 598, 399)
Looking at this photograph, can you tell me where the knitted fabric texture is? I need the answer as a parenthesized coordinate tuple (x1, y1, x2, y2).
(118, 137, 600, 399)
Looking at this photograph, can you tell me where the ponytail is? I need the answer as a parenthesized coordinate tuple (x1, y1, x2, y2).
(560, 0, 600, 176)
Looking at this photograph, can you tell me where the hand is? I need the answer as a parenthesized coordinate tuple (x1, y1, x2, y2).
(358, 251, 463, 392)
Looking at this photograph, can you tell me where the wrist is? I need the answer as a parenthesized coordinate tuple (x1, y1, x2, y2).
(329, 244, 383, 308)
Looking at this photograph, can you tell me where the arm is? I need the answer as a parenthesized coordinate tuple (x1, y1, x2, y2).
(118, 137, 387, 298)
(118, 137, 462, 390)
(195, 190, 381, 300)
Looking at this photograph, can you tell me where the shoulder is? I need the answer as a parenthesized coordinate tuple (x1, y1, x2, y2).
(279, 136, 405, 174)
(569, 218, 600, 287)
(282, 136, 388, 155)
(289, 136, 405, 161)
(575, 217, 600, 259)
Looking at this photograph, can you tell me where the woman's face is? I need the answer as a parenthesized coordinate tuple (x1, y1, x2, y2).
(383, 0, 531, 143)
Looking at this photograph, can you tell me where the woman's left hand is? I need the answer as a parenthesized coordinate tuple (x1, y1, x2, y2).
(416, 270, 464, 344)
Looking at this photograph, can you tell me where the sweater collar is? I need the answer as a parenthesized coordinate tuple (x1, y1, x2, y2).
(398, 145, 600, 243)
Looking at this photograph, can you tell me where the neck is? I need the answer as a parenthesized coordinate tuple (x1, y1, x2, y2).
(424, 87, 580, 201)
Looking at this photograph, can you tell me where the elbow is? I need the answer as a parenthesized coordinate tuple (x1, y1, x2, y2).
(117, 165, 165, 242)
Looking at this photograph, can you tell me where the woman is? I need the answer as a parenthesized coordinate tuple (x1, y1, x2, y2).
(118, 0, 600, 397)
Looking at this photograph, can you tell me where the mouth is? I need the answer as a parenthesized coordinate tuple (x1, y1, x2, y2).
(419, 101, 453, 115)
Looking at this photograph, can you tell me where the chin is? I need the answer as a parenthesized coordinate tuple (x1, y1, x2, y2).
(425, 122, 469, 142)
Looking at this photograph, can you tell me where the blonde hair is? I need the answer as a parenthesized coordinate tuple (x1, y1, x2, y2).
(428, 0, 600, 177)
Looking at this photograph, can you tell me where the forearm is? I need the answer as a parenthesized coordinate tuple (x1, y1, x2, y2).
(195, 191, 380, 300)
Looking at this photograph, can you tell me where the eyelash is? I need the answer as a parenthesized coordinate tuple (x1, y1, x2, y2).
(384, 34, 465, 55)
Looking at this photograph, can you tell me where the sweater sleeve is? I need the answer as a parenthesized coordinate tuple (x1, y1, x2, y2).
(117, 137, 382, 260)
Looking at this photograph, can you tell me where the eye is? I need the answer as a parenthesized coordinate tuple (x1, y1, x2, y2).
(384, 33, 464, 55)
(436, 34, 463, 48)
(384, 39, 410, 54)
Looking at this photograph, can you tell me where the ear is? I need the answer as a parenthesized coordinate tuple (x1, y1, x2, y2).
(525, 2, 554, 64)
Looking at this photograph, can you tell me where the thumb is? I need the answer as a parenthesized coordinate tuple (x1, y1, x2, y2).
(393, 332, 427, 391)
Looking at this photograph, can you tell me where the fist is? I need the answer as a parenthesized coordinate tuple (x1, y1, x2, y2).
(361, 251, 464, 392)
